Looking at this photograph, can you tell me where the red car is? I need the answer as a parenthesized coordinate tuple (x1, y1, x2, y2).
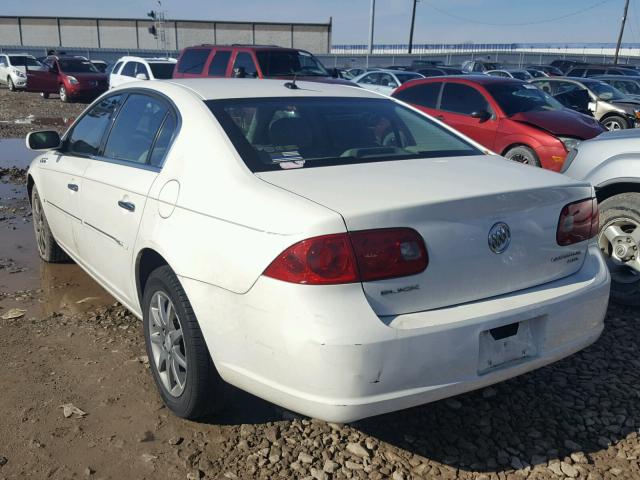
(173, 45, 354, 86)
(393, 76, 605, 171)
(26, 55, 108, 103)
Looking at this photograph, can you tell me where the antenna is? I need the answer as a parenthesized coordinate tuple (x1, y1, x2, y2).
(284, 74, 299, 90)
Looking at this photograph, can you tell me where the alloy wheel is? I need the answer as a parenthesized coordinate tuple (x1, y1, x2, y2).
(148, 291, 187, 397)
(509, 153, 531, 164)
(32, 194, 47, 257)
(604, 119, 624, 131)
(598, 217, 640, 283)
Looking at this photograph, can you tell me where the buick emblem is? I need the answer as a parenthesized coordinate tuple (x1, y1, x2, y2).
(488, 222, 511, 254)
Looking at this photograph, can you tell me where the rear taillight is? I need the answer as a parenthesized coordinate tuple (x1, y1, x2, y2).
(263, 228, 428, 285)
(556, 198, 599, 246)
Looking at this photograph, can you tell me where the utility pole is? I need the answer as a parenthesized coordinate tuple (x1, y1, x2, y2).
(368, 0, 376, 54)
(408, 0, 418, 54)
(614, 0, 630, 64)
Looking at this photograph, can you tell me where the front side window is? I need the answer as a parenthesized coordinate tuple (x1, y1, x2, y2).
(0, 56, 6, 67)
(255, 50, 328, 77)
(569, 68, 586, 77)
(8, 55, 40, 67)
(134, 62, 150, 78)
(359, 73, 380, 85)
(232, 52, 258, 78)
(394, 82, 442, 109)
(177, 48, 210, 74)
(207, 97, 481, 173)
(59, 59, 99, 73)
(112, 61, 123, 74)
(613, 80, 640, 95)
(379, 73, 397, 88)
(66, 94, 124, 156)
(103, 94, 169, 164)
(440, 83, 489, 115)
(208, 51, 231, 76)
(584, 80, 627, 101)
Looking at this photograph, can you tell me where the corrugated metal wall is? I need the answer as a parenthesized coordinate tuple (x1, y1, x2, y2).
(0, 15, 332, 54)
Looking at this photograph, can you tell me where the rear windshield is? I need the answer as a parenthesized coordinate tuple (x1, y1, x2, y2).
(59, 59, 99, 73)
(255, 50, 328, 77)
(8, 55, 40, 67)
(149, 63, 175, 79)
(207, 97, 481, 172)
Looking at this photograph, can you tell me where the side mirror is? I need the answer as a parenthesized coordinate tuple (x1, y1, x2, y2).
(135, 73, 148, 80)
(233, 67, 246, 78)
(26, 130, 61, 151)
(471, 110, 491, 122)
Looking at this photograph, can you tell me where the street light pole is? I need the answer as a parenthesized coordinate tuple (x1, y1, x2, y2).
(408, 0, 418, 54)
(368, 0, 376, 55)
(614, 0, 630, 64)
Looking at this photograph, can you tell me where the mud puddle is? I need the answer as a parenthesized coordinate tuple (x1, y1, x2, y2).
(0, 137, 36, 168)
(0, 114, 74, 128)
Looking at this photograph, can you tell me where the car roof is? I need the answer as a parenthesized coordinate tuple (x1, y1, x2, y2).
(117, 56, 177, 63)
(431, 75, 522, 85)
(7, 53, 34, 57)
(187, 44, 303, 52)
(159, 78, 378, 100)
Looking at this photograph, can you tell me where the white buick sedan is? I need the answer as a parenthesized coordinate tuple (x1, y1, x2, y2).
(26, 79, 610, 423)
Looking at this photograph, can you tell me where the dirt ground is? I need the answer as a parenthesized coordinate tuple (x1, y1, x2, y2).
(2, 87, 640, 480)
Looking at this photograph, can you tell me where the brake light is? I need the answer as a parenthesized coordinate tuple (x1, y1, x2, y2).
(263, 228, 428, 285)
(556, 198, 598, 246)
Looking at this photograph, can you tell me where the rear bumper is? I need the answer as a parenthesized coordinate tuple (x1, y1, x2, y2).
(181, 243, 609, 423)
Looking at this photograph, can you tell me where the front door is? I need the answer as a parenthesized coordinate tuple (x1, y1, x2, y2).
(26, 59, 59, 94)
(438, 82, 497, 149)
(77, 93, 175, 305)
(38, 94, 125, 255)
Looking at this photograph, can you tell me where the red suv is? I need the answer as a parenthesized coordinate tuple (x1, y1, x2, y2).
(26, 55, 108, 103)
(393, 76, 604, 171)
(173, 45, 353, 85)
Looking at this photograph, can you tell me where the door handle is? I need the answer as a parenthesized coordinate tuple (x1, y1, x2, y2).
(67, 183, 78, 192)
(118, 200, 135, 212)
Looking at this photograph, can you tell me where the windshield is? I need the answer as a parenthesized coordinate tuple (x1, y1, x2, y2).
(255, 50, 329, 77)
(59, 59, 99, 73)
(207, 97, 481, 172)
(9, 56, 40, 67)
(396, 73, 423, 84)
(149, 63, 175, 79)
(510, 71, 532, 80)
(584, 80, 628, 101)
(486, 83, 564, 116)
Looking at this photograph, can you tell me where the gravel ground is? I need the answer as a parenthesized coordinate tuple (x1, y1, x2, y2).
(0, 86, 86, 138)
(1, 87, 639, 480)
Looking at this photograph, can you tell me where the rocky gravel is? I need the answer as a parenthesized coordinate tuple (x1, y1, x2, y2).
(1, 87, 640, 479)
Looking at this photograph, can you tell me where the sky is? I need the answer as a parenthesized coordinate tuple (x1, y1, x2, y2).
(5, 0, 640, 45)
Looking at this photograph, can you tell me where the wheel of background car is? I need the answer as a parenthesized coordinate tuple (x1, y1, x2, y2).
(597, 192, 640, 306)
(503, 145, 541, 167)
(31, 186, 70, 263)
(142, 265, 226, 420)
(59, 85, 69, 103)
(602, 115, 628, 131)
(7, 77, 15, 92)
(40, 92, 49, 99)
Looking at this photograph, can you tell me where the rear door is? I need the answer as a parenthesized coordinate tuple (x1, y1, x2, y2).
(393, 81, 443, 117)
(0, 55, 8, 84)
(26, 59, 58, 93)
(38, 94, 124, 255)
(77, 92, 177, 305)
(438, 82, 498, 149)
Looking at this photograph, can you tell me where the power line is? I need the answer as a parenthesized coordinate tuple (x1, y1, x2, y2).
(422, 0, 616, 26)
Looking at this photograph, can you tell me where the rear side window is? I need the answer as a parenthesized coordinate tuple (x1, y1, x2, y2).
(587, 69, 605, 76)
(394, 83, 441, 109)
(66, 95, 124, 156)
(569, 68, 586, 77)
(103, 94, 169, 164)
(149, 112, 177, 167)
(121, 62, 136, 77)
(177, 48, 210, 74)
(232, 52, 258, 78)
(440, 83, 489, 115)
(208, 50, 231, 76)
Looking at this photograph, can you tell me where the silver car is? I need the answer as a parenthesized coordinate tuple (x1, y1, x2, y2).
(563, 128, 640, 305)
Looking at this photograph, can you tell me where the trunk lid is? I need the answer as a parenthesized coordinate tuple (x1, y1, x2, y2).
(257, 155, 594, 315)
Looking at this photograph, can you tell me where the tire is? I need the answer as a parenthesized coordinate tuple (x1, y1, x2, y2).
(59, 85, 70, 103)
(142, 265, 225, 419)
(598, 192, 640, 306)
(602, 115, 629, 131)
(503, 145, 541, 167)
(31, 186, 70, 263)
(40, 92, 49, 99)
(7, 77, 15, 92)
